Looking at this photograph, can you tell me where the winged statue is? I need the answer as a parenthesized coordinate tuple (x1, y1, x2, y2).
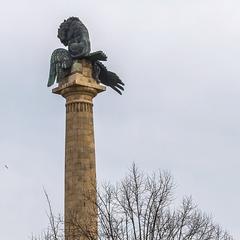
(48, 17, 124, 95)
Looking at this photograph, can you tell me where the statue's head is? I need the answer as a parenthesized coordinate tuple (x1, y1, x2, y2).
(57, 17, 81, 46)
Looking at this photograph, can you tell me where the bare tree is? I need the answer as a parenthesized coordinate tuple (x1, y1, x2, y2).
(32, 164, 234, 240)
(31, 189, 64, 240)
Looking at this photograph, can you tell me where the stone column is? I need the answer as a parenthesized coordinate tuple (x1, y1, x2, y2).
(53, 60, 105, 240)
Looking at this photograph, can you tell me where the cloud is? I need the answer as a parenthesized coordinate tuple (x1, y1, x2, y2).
(0, 0, 239, 238)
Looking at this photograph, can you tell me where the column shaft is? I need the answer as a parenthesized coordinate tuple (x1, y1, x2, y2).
(64, 92, 97, 240)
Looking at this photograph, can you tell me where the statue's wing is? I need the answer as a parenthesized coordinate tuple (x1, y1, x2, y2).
(47, 48, 73, 87)
(96, 61, 124, 95)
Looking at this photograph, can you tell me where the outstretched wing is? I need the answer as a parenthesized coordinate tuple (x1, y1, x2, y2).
(95, 61, 124, 95)
(47, 48, 73, 87)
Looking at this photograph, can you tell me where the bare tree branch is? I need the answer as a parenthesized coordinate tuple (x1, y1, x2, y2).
(32, 165, 234, 240)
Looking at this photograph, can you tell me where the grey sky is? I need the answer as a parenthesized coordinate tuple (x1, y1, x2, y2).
(0, 0, 239, 239)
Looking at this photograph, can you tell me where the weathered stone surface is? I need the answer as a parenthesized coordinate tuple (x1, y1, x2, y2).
(53, 59, 105, 240)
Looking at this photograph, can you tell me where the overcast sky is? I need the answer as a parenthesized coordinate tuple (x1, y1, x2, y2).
(0, 0, 240, 239)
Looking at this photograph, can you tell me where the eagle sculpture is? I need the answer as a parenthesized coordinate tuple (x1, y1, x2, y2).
(48, 17, 124, 95)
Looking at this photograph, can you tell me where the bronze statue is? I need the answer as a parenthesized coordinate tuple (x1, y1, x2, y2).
(48, 17, 124, 95)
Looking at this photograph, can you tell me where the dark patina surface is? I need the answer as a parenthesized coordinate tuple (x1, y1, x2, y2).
(48, 17, 124, 95)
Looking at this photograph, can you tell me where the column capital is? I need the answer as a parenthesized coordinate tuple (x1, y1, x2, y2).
(52, 59, 106, 100)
